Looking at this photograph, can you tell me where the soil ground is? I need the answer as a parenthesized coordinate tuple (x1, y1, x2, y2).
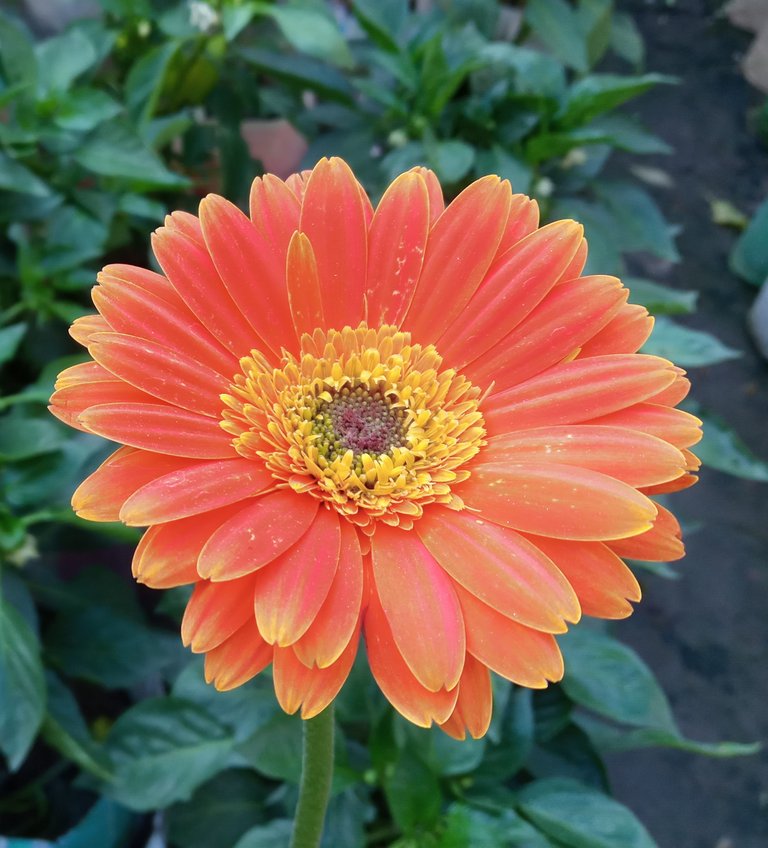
(606, 2, 768, 846)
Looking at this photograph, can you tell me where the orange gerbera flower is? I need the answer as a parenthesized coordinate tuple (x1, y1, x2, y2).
(50, 158, 701, 738)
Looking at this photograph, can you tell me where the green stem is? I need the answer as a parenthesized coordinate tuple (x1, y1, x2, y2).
(290, 704, 335, 848)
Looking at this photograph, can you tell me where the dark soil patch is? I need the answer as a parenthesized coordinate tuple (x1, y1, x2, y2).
(606, 2, 768, 846)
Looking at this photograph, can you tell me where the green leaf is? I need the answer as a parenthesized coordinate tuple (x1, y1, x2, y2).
(74, 121, 190, 188)
(588, 116, 672, 155)
(36, 27, 100, 92)
(429, 140, 475, 184)
(517, 778, 659, 848)
(478, 43, 566, 100)
(0, 10, 37, 88)
(237, 711, 304, 782)
(384, 747, 442, 833)
(549, 198, 624, 276)
(125, 40, 181, 124)
(689, 407, 768, 482)
(0, 596, 46, 769)
(525, 0, 589, 73)
(238, 47, 354, 104)
(438, 804, 554, 848)
(0, 414, 66, 461)
(560, 74, 675, 127)
(610, 13, 644, 66)
(560, 627, 677, 733)
(167, 769, 269, 848)
(321, 787, 374, 848)
(576, 0, 613, 69)
(352, 0, 409, 52)
(481, 686, 534, 779)
(234, 820, 293, 848)
(57, 798, 138, 848)
(626, 277, 697, 314)
(396, 719, 486, 777)
(730, 196, 768, 286)
(0, 322, 26, 364)
(527, 725, 607, 789)
(40, 672, 113, 781)
(476, 147, 532, 194)
(257, 3, 353, 69)
(642, 316, 740, 367)
(0, 150, 51, 197)
(102, 697, 234, 811)
(118, 193, 167, 221)
(54, 88, 122, 132)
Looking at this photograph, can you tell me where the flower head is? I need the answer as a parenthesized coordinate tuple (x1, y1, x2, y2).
(50, 158, 701, 737)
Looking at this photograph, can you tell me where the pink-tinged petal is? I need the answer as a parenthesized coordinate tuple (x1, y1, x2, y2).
(584, 403, 703, 450)
(198, 489, 318, 580)
(365, 172, 430, 327)
(496, 195, 540, 255)
(482, 355, 678, 437)
(100, 263, 184, 307)
(286, 231, 325, 338)
(50, 380, 156, 432)
(417, 509, 579, 633)
(438, 220, 584, 367)
(641, 472, 698, 496)
(457, 462, 658, 541)
(371, 524, 465, 692)
(557, 237, 588, 282)
(200, 194, 295, 357)
(294, 521, 363, 668)
(164, 210, 204, 243)
(578, 304, 654, 357)
(285, 169, 312, 202)
(71, 447, 191, 521)
(204, 618, 273, 691)
(79, 403, 235, 459)
(608, 503, 685, 562)
(526, 536, 641, 620)
(364, 582, 458, 727)
(438, 654, 492, 740)
(88, 332, 229, 418)
(121, 459, 273, 525)
(70, 314, 110, 347)
(254, 508, 341, 646)
(151, 228, 261, 358)
(465, 276, 628, 393)
(273, 634, 359, 718)
(53, 361, 111, 389)
(181, 575, 258, 653)
(455, 584, 564, 687)
(132, 503, 245, 588)
(404, 176, 512, 343)
(93, 277, 237, 377)
(484, 426, 687, 488)
(408, 166, 444, 222)
(647, 372, 691, 406)
(249, 174, 301, 247)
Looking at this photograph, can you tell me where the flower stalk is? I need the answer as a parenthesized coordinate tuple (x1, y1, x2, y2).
(290, 703, 335, 848)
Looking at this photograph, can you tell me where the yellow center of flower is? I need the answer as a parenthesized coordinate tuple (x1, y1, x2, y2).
(220, 324, 486, 532)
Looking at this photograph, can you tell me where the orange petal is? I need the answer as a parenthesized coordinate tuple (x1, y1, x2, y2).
(132, 503, 245, 588)
(365, 171, 430, 326)
(438, 220, 584, 367)
(181, 575, 258, 653)
(53, 360, 112, 390)
(164, 210, 204, 242)
(200, 194, 295, 357)
(249, 173, 301, 248)
(286, 231, 325, 338)
(253, 508, 341, 646)
(465, 276, 628, 393)
(299, 157, 368, 328)
(526, 536, 641, 620)
(151, 228, 261, 358)
(71, 447, 191, 521)
(438, 654, 492, 740)
(273, 634, 359, 718)
(364, 583, 458, 727)
(455, 584, 564, 687)
(408, 166, 444, 222)
(120, 459, 273, 525)
(417, 509, 580, 633)
(482, 355, 678, 437)
(285, 169, 312, 201)
(484, 426, 687, 488)
(647, 372, 691, 406)
(404, 176, 512, 343)
(557, 237, 588, 282)
(641, 472, 699, 496)
(371, 525, 465, 692)
(79, 402, 235, 459)
(458, 462, 658, 541)
(585, 403, 703, 450)
(578, 303, 653, 357)
(204, 618, 273, 691)
(198, 489, 318, 580)
(100, 263, 184, 307)
(496, 194, 540, 255)
(50, 379, 156, 432)
(89, 332, 229, 418)
(70, 314, 110, 347)
(608, 503, 685, 562)
(93, 276, 237, 377)
(293, 521, 363, 668)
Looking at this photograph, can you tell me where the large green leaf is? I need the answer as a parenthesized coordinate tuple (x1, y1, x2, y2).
(0, 150, 51, 197)
(384, 747, 442, 833)
(438, 804, 554, 848)
(642, 317, 740, 367)
(54, 88, 122, 133)
(517, 778, 658, 848)
(0, 596, 46, 769)
(0, 10, 37, 88)
(690, 407, 768, 482)
(102, 697, 234, 810)
(730, 196, 768, 286)
(524, 0, 589, 73)
(0, 322, 26, 365)
(0, 414, 66, 461)
(560, 73, 675, 127)
(626, 277, 697, 314)
(57, 798, 139, 848)
(234, 820, 293, 848)
(256, 2, 353, 69)
(36, 27, 100, 92)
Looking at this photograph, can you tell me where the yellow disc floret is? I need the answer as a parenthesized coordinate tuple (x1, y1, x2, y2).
(221, 324, 486, 531)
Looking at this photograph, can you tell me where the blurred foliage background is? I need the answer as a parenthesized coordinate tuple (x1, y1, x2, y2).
(0, 1, 765, 846)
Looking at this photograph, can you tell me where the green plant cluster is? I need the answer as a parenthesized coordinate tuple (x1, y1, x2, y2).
(1, 1, 765, 846)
